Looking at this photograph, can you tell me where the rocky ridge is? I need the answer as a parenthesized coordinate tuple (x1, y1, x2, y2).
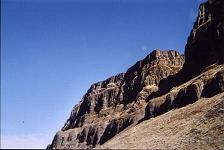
(48, 50, 184, 149)
(184, 0, 224, 74)
(48, 0, 224, 149)
(143, 0, 224, 124)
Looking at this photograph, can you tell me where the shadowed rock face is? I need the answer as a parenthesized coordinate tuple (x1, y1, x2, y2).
(62, 73, 125, 130)
(48, 50, 184, 149)
(48, 0, 224, 149)
(146, 0, 224, 100)
(145, 65, 224, 120)
(144, 0, 224, 121)
(98, 93, 224, 149)
(119, 50, 184, 106)
(202, 69, 224, 97)
(184, 0, 224, 75)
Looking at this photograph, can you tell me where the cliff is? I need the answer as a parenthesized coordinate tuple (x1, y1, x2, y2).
(143, 0, 224, 127)
(48, 50, 184, 149)
(99, 93, 224, 149)
(48, 0, 224, 149)
(184, 0, 224, 73)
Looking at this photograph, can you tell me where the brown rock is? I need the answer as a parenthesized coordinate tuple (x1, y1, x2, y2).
(48, 0, 224, 149)
(202, 69, 224, 97)
(48, 50, 184, 149)
(184, 0, 224, 75)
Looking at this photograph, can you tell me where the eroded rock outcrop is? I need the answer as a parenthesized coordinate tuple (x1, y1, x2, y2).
(119, 50, 184, 106)
(48, 0, 224, 149)
(48, 50, 184, 149)
(184, 0, 224, 74)
(145, 65, 224, 119)
(144, 0, 224, 121)
(99, 93, 224, 149)
(150, 0, 224, 98)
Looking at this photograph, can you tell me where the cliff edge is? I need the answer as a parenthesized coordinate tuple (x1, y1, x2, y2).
(48, 0, 224, 149)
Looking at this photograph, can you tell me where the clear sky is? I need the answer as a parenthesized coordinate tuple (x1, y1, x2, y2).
(1, 0, 206, 148)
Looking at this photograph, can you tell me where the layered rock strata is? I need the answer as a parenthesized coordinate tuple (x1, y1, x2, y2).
(48, 0, 224, 149)
(148, 0, 224, 98)
(144, 0, 224, 119)
(99, 93, 224, 149)
(48, 50, 184, 149)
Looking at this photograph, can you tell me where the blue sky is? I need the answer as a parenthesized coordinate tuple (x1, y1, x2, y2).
(1, 0, 205, 148)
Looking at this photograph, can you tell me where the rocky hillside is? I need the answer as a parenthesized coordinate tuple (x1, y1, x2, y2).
(99, 93, 224, 149)
(48, 50, 184, 149)
(48, 0, 224, 149)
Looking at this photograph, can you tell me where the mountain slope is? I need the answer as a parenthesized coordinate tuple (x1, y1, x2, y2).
(99, 92, 224, 149)
(48, 50, 184, 149)
(48, 0, 224, 149)
(98, 1, 224, 148)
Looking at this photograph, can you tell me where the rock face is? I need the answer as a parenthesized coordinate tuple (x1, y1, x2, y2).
(145, 65, 224, 120)
(119, 50, 184, 106)
(152, 0, 224, 97)
(99, 93, 224, 149)
(48, 50, 184, 149)
(48, 0, 224, 149)
(184, 0, 224, 75)
(144, 0, 224, 120)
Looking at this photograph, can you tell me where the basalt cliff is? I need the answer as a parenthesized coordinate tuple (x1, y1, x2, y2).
(48, 0, 224, 149)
